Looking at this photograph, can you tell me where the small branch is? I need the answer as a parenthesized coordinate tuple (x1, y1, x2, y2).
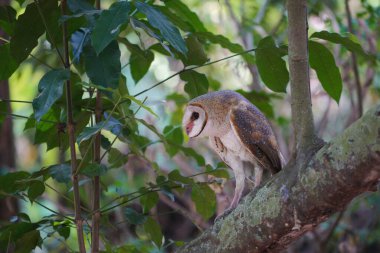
(345, 0, 362, 118)
(0, 99, 32, 104)
(61, 1, 86, 252)
(287, 0, 319, 162)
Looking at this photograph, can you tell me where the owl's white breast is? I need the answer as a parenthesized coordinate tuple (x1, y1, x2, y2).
(219, 129, 253, 162)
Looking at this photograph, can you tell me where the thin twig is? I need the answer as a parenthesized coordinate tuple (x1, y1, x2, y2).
(0, 112, 58, 124)
(0, 98, 32, 104)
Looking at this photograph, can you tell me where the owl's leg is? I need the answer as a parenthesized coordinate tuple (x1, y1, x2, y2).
(229, 166, 245, 209)
(215, 161, 245, 221)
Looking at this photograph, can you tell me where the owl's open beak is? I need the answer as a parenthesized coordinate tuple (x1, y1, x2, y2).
(185, 122, 194, 135)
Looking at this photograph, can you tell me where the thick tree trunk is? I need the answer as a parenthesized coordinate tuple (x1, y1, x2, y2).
(178, 105, 380, 252)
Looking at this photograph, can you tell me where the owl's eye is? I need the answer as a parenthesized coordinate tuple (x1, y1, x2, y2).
(191, 112, 199, 120)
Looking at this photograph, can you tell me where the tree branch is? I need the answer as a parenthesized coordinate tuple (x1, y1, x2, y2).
(287, 0, 320, 162)
(178, 105, 380, 253)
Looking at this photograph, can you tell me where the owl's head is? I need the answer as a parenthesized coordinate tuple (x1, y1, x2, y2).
(182, 104, 208, 138)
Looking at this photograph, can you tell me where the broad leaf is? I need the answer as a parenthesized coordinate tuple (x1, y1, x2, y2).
(0, 43, 18, 80)
(140, 191, 159, 213)
(70, 28, 90, 63)
(310, 31, 374, 61)
(76, 115, 122, 144)
(27, 180, 45, 203)
(48, 163, 71, 184)
(191, 184, 216, 220)
(14, 230, 41, 253)
(67, 0, 96, 13)
(108, 148, 128, 169)
(125, 208, 147, 225)
(196, 32, 255, 64)
(10, 0, 58, 63)
(84, 40, 121, 89)
(181, 35, 208, 66)
(0, 5, 16, 36)
(80, 163, 108, 177)
(164, 125, 184, 156)
(256, 36, 289, 92)
(0, 171, 30, 195)
(164, 0, 207, 32)
(32, 69, 70, 121)
(168, 170, 193, 184)
(181, 70, 209, 99)
(135, 1, 187, 56)
(309, 41, 343, 103)
(91, 1, 131, 54)
(143, 217, 163, 248)
(121, 39, 154, 84)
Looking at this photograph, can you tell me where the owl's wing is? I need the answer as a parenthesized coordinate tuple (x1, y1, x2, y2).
(229, 102, 282, 174)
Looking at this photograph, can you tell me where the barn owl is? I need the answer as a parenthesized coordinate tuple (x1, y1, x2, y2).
(182, 90, 282, 217)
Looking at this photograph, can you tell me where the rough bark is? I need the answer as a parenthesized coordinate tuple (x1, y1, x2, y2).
(178, 105, 380, 253)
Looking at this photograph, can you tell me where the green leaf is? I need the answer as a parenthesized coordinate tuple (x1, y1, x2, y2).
(10, 0, 58, 63)
(70, 28, 90, 63)
(181, 35, 208, 66)
(179, 146, 205, 166)
(56, 225, 70, 240)
(309, 41, 343, 103)
(143, 217, 163, 248)
(0, 5, 16, 36)
(256, 36, 289, 93)
(108, 148, 128, 168)
(163, 125, 184, 156)
(14, 230, 41, 253)
(48, 163, 71, 184)
(181, 70, 209, 99)
(0, 43, 19, 80)
(84, 40, 121, 89)
(310, 31, 374, 61)
(135, 1, 187, 56)
(0, 171, 30, 195)
(76, 115, 122, 144)
(32, 69, 70, 121)
(80, 163, 107, 177)
(204, 168, 230, 179)
(123, 95, 159, 118)
(191, 184, 216, 220)
(125, 208, 147, 225)
(0, 222, 38, 250)
(91, 1, 131, 54)
(27, 180, 45, 203)
(164, 0, 207, 32)
(196, 32, 254, 64)
(168, 170, 193, 184)
(140, 191, 159, 213)
(121, 39, 154, 84)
